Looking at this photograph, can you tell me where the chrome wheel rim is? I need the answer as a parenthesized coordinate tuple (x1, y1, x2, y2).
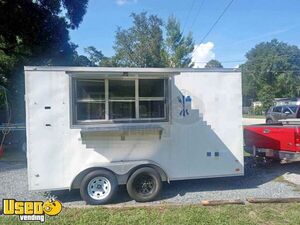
(87, 176, 111, 200)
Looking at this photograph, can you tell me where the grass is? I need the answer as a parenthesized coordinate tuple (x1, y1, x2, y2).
(244, 150, 251, 157)
(1, 203, 300, 225)
(243, 114, 266, 119)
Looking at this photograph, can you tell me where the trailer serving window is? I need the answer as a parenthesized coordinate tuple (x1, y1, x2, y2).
(72, 78, 168, 125)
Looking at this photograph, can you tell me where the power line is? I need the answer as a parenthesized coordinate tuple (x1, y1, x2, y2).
(192, 0, 235, 54)
(181, 0, 196, 36)
(187, 0, 206, 34)
(174, 0, 205, 49)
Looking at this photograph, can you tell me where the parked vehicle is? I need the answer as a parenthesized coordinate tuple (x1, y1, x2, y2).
(244, 120, 300, 162)
(25, 66, 243, 205)
(265, 105, 300, 124)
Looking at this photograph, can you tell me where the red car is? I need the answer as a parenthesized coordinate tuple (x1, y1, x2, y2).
(244, 120, 300, 162)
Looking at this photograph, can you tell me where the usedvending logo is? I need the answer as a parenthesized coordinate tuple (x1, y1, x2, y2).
(2, 198, 62, 223)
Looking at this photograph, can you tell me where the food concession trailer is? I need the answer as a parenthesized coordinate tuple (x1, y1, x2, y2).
(25, 67, 243, 204)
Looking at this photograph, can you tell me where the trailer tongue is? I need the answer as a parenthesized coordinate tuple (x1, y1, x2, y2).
(244, 119, 300, 162)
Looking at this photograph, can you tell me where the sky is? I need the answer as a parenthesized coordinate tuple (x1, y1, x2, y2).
(70, 0, 300, 68)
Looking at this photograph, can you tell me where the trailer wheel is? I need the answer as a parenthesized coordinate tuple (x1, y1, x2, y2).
(266, 119, 273, 124)
(80, 170, 118, 205)
(126, 167, 162, 202)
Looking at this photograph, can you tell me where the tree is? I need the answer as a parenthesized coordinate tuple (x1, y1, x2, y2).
(205, 59, 223, 69)
(0, 0, 88, 65)
(73, 54, 92, 67)
(99, 57, 118, 67)
(242, 39, 300, 109)
(113, 12, 194, 68)
(0, 0, 89, 122)
(257, 85, 275, 112)
(165, 16, 194, 68)
(114, 12, 165, 67)
(84, 46, 104, 66)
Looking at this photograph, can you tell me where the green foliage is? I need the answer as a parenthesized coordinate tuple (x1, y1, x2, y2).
(250, 105, 264, 115)
(81, 13, 194, 68)
(84, 46, 104, 66)
(242, 39, 300, 107)
(73, 54, 92, 67)
(0, 0, 88, 65)
(0, 0, 89, 122)
(113, 12, 194, 68)
(205, 59, 223, 69)
(257, 85, 275, 112)
(99, 57, 118, 67)
(114, 12, 165, 67)
(0, 90, 5, 109)
(73, 46, 116, 67)
(165, 16, 194, 68)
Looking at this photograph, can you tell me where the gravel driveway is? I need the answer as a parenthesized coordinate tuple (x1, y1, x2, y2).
(1, 155, 300, 208)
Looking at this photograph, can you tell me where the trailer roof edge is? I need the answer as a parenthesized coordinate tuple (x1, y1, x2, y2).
(24, 66, 241, 73)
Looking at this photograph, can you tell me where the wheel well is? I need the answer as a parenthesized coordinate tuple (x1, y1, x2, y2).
(126, 164, 168, 183)
(70, 167, 116, 189)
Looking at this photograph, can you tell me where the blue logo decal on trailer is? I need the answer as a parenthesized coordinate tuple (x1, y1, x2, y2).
(178, 95, 192, 117)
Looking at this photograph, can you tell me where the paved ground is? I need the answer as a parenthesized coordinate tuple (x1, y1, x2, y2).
(242, 117, 266, 125)
(1, 149, 300, 208)
(283, 172, 300, 186)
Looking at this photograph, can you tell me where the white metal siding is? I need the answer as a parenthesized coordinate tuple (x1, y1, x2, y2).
(25, 68, 243, 191)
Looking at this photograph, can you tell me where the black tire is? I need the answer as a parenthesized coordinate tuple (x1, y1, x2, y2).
(266, 118, 273, 124)
(80, 169, 118, 205)
(126, 167, 162, 202)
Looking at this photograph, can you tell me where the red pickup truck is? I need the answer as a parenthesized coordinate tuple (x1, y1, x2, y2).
(244, 120, 300, 162)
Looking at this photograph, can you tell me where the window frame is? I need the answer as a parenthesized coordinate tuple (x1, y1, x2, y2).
(138, 79, 167, 120)
(71, 76, 170, 126)
(108, 79, 136, 120)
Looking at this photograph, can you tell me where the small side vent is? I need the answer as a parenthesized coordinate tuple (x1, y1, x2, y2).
(45, 106, 51, 109)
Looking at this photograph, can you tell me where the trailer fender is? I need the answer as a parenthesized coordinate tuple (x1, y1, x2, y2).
(70, 160, 168, 189)
(125, 163, 168, 184)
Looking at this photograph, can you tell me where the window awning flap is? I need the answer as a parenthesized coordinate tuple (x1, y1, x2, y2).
(80, 124, 163, 134)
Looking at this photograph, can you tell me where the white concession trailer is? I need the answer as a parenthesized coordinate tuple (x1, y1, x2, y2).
(25, 67, 243, 204)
